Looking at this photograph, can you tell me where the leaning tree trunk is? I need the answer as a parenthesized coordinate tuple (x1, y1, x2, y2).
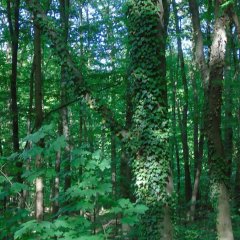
(127, 0, 173, 239)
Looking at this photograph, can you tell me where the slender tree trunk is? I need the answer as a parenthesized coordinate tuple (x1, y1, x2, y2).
(188, 0, 209, 87)
(6, 0, 23, 207)
(188, 68, 204, 221)
(120, 71, 133, 200)
(34, 6, 44, 221)
(173, 0, 192, 203)
(169, 45, 180, 198)
(6, 0, 20, 154)
(191, 71, 200, 174)
(52, 149, 61, 216)
(189, 131, 204, 221)
(23, 57, 35, 208)
(111, 132, 117, 197)
(59, 0, 71, 192)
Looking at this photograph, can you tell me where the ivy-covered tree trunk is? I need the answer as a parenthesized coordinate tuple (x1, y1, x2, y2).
(127, 0, 173, 239)
(224, 49, 233, 179)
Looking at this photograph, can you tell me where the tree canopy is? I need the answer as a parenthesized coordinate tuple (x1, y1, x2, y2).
(0, 0, 240, 239)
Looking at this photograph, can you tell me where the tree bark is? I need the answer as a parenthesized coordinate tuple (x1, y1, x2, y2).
(169, 48, 180, 197)
(172, 0, 192, 203)
(52, 149, 61, 216)
(188, 0, 209, 88)
(6, 0, 23, 207)
(224, 43, 233, 178)
(207, 2, 233, 239)
(189, 0, 234, 237)
(188, 130, 204, 221)
(59, 0, 72, 192)
(34, 5, 44, 221)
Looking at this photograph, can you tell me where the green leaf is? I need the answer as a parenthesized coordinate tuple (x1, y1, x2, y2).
(118, 198, 131, 208)
(92, 150, 101, 160)
(99, 158, 110, 171)
(134, 204, 149, 214)
(121, 215, 138, 225)
(50, 135, 66, 151)
(11, 183, 28, 194)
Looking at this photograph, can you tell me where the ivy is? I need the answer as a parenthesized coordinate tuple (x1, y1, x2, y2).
(126, 0, 171, 238)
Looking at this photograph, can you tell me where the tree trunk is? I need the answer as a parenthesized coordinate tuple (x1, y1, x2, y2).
(6, 0, 23, 207)
(26, 0, 124, 138)
(173, 0, 192, 203)
(127, 1, 172, 239)
(207, 3, 233, 239)
(59, 0, 72, 192)
(189, 0, 234, 237)
(120, 71, 134, 200)
(169, 48, 181, 197)
(224, 39, 233, 178)
(188, 0, 209, 88)
(52, 149, 61, 216)
(188, 131, 204, 221)
(34, 6, 44, 221)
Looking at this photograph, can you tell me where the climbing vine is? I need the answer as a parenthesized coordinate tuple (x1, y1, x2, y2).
(126, 0, 172, 238)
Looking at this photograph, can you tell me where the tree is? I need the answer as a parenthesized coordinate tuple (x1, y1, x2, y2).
(0, 0, 240, 239)
(126, 0, 173, 238)
(6, 0, 23, 207)
(189, 0, 234, 238)
(33, 0, 44, 221)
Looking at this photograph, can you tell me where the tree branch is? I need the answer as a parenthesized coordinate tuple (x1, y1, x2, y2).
(25, 0, 125, 137)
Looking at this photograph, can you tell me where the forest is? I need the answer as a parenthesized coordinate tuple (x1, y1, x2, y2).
(0, 0, 240, 239)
